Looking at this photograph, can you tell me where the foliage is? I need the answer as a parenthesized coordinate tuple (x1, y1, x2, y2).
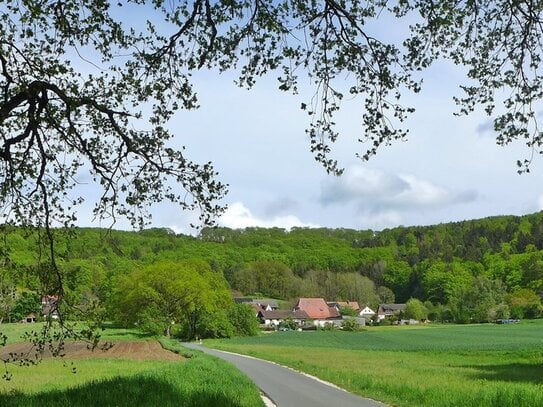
(448, 276, 508, 323)
(4, 210, 543, 343)
(341, 318, 360, 332)
(0, 1, 541, 241)
(424, 302, 451, 323)
(278, 317, 299, 331)
(226, 304, 259, 337)
(0, 273, 15, 323)
(195, 310, 234, 339)
(507, 289, 543, 319)
(404, 298, 427, 321)
(113, 261, 232, 339)
(10, 292, 40, 322)
(320, 322, 337, 331)
(339, 306, 358, 317)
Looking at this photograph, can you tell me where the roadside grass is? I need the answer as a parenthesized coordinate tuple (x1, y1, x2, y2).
(0, 330, 263, 407)
(207, 321, 543, 407)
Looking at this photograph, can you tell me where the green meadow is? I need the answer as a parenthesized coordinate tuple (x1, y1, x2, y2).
(208, 321, 543, 407)
(0, 326, 263, 407)
(0, 322, 151, 345)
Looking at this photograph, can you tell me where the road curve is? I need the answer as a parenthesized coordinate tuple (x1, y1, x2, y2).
(183, 343, 387, 407)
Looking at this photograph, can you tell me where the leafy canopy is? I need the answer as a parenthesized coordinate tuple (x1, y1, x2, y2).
(113, 261, 233, 339)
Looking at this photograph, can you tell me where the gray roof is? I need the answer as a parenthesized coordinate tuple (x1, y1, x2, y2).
(253, 299, 278, 308)
(378, 304, 407, 313)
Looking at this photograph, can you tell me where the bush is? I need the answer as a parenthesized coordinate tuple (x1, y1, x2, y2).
(378, 318, 392, 326)
(404, 298, 428, 321)
(227, 304, 259, 337)
(194, 310, 234, 339)
(320, 322, 336, 331)
(278, 317, 298, 331)
(340, 307, 358, 317)
(341, 318, 360, 331)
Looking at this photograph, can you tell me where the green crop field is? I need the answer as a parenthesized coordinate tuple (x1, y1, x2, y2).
(207, 321, 543, 407)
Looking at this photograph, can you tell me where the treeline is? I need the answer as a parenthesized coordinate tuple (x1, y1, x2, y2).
(1, 211, 543, 326)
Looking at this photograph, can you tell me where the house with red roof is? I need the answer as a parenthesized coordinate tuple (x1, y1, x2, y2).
(294, 298, 342, 327)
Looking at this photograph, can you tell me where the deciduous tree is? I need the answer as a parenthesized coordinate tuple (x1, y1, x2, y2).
(114, 261, 232, 339)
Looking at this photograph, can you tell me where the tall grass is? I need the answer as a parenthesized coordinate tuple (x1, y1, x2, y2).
(208, 321, 543, 407)
(0, 339, 263, 407)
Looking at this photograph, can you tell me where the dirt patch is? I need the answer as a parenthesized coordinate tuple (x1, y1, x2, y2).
(0, 340, 183, 362)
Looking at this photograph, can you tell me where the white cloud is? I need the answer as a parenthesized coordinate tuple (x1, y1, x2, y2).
(394, 174, 453, 207)
(320, 166, 407, 205)
(358, 210, 403, 230)
(219, 202, 318, 230)
(320, 166, 476, 212)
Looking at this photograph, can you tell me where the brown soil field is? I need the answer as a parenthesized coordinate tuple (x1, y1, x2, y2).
(0, 340, 183, 362)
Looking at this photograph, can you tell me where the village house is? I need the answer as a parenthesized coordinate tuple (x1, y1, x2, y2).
(294, 298, 342, 327)
(254, 299, 278, 311)
(234, 298, 279, 316)
(377, 303, 407, 321)
(358, 306, 376, 319)
(257, 309, 309, 327)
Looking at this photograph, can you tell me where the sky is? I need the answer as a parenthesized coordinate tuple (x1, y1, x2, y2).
(85, 63, 543, 235)
(76, 9, 543, 235)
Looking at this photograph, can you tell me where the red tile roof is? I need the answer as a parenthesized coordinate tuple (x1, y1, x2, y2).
(294, 298, 340, 319)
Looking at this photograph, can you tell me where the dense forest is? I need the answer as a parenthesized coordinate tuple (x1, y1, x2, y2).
(1, 211, 543, 329)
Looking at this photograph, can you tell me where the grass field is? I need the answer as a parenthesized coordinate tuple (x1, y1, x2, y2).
(0, 322, 152, 345)
(207, 321, 543, 407)
(0, 324, 264, 407)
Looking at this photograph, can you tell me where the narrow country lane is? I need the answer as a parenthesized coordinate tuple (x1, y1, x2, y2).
(182, 343, 387, 407)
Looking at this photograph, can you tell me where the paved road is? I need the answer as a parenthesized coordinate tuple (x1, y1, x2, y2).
(183, 343, 387, 407)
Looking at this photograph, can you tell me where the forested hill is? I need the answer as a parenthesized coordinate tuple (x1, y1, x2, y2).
(3, 211, 543, 321)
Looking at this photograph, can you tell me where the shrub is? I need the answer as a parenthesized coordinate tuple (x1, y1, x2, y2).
(227, 304, 259, 337)
(341, 318, 360, 331)
(340, 307, 358, 317)
(321, 322, 336, 331)
(279, 317, 298, 331)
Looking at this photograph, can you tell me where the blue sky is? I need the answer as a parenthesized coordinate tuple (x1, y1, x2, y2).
(76, 63, 543, 234)
(75, 7, 543, 233)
